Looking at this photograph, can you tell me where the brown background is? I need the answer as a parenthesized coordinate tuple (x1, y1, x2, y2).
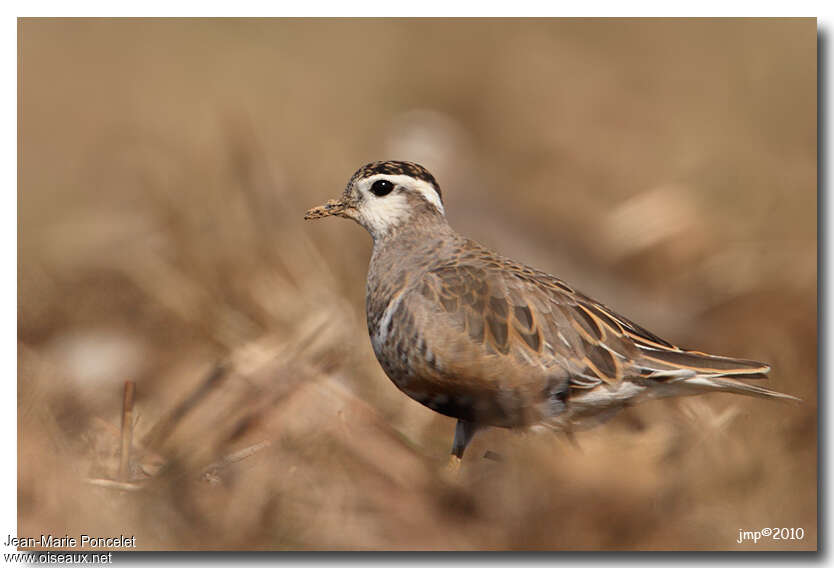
(19, 18, 817, 550)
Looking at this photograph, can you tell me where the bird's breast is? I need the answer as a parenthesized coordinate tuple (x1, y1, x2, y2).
(366, 282, 421, 383)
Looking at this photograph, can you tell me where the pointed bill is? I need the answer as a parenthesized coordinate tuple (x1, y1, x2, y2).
(304, 199, 347, 220)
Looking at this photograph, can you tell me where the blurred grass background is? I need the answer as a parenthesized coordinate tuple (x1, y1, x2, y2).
(18, 18, 816, 550)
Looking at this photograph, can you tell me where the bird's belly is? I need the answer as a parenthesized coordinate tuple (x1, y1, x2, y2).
(367, 287, 562, 428)
(544, 381, 649, 432)
(368, 324, 541, 428)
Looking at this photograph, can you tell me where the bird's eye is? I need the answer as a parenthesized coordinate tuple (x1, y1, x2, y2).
(370, 179, 394, 196)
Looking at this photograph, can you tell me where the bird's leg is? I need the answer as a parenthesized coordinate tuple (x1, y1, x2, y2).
(447, 419, 479, 472)
(451, 419, 479, 458)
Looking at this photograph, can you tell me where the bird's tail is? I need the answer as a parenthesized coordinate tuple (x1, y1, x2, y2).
(656, 373, 800, 401)
(638, 348, 799, 401)
(549, 349, 798, 433)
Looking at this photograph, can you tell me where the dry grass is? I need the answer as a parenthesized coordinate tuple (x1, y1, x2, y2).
(18, 18, 816, 550)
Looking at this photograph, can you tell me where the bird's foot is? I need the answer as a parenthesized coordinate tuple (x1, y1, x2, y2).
(445, 454, 463, 475)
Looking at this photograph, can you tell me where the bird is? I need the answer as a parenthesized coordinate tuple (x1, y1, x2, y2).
(304, 160, 797, 468)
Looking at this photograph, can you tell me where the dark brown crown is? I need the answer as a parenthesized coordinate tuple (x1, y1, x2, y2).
(350, 161, 442, 202)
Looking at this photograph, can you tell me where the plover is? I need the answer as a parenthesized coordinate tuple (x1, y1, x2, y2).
(305, 161, 796, 466)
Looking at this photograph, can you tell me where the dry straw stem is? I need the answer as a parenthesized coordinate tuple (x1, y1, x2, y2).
(142, 364, 229, 450)
(119, 380, 136, 480)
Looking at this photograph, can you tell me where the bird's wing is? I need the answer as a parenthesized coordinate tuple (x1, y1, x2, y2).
(420, 245, 770, 391)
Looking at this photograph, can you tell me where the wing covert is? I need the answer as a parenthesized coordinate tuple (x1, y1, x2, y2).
(420, 255, 642, 388)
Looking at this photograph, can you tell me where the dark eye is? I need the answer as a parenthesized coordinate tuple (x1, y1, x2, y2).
(370, 179, 394, 196)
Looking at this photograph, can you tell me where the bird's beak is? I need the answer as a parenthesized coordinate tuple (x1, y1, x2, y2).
(304, 199, 348, 220)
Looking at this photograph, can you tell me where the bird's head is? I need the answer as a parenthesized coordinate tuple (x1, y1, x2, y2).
(304, 161, 446, 240)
